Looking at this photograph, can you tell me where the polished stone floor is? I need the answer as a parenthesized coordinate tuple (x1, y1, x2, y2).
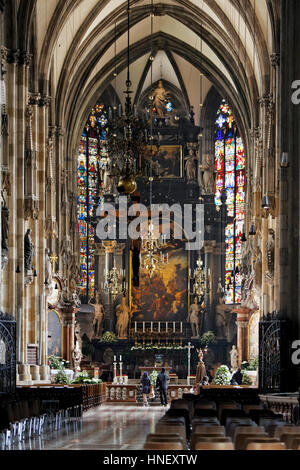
(9, 405, 168, 450)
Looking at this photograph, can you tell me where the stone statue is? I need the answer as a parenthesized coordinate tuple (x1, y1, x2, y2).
(90, 290, 105, 338)
(116, 295, 131, 339)
(188, 297, 202, 338)
(152, 80, 169, 118)
(45, 248, 52, 285)
(184, 149, 197, 182)
(24, 228, 34, 272)
(72, 340, 82, 376)
(229, 345, 239, 371)
(200, 156, 215, 194)
(60, 235, 72, 267)
(265, 229, 275, 282)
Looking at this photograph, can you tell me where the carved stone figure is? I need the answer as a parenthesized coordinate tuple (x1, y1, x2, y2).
(188, 297, 201, 337)
(90, 290, 105, 338)
(265, 229, 275, 282)
(116, 295, 131, 339)
(152, 80, 169, 118)
(229, 345, 239, 370)
(45, 248, 52, 285)
(24, 228, 34, 272)
(73, 340, 82, 376)
(184, 149, 197, 182)
(200, 156, 215, 194)
(60, 235, 72, 267)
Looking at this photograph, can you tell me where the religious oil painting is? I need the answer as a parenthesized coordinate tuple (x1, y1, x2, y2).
(47, 310, 63, 358)
(131, 239, 188, 322)
(144, 145, 183, 179)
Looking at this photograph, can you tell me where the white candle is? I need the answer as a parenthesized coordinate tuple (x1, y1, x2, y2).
(135, 322, 137, 333)
(151, 322, 153, 332)
(166, 322, 168, 332)
(158, 322, 160, 333)
(120, 355, 122, 362)
(180, 322, 183, 333)
(114, 355, 116, 362)
(173, 322, 175, 333)
(143, 322, 145, 333)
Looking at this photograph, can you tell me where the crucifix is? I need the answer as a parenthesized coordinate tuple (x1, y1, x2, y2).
(184, 341, 195, 386)
(50, 252, 58, 273)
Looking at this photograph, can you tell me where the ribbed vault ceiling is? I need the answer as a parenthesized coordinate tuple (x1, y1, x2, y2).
(30, 0, 275, 153)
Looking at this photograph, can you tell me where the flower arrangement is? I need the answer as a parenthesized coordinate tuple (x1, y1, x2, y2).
(48, 355, 69, 370)
(149, 370, 159, 387)
(241, 356, 258, 371)
(212, 365, 231, 385)
(72, 371, 103, 384)
(54, 370, 71, 384)
(241, 371, 252, 385)
(199, 331, 216, 348)
(99, 331, 118, 343)
(131, 343, 184, 351)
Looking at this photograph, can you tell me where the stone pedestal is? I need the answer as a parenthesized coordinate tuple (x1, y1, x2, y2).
(30, 364, 40, 381)
(18, 363, 32, 382)
(39, 364, 50, 381)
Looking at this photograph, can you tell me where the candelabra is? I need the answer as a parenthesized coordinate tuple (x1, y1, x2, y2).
(141, 222, 168, 277)
(103, 257, 125, 296)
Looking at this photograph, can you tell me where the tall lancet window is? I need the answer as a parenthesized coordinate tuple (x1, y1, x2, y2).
(214, 101, 245, 304)
(77, 104, 108, 299)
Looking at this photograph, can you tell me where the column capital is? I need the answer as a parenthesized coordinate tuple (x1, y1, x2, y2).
(28, 92, 41, 106)
(38, 95, 52, 107)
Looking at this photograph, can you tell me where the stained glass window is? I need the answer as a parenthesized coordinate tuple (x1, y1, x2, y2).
(214, 101, 246, 304)
(77, 104, 108, 299)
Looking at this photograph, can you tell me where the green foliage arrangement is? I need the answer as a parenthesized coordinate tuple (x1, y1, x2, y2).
(248, 356, 259, 371)
(211, 365, 231, 385)
(99, 331, 118, 343)
(72, 371, 103, 384)
(55, 370, 70, 384)
(199, 331, 216, 348)
(131, 343, 184, 351)
(48, 355, 69, 370)
(241, 371, 252, 386)
(149, 370, 159, 387)
(241, 356, 258, 371)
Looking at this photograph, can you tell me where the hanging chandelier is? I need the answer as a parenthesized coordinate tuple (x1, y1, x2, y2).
(190, 258, 205, 301)
(141, 222, 168, 278)
(103, 257, 125, 296)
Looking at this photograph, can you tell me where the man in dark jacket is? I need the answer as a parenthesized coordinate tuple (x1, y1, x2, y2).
(156, 368, 169, 406)
(230, 368, 243, 385)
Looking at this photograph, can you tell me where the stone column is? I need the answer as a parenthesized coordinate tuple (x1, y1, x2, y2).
(280, 0, 300, 390)
(233, 308, 251, 365)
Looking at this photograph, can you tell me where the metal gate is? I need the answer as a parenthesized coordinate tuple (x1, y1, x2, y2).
(0, 311, 16, 395)
(259, 319, 288, 393)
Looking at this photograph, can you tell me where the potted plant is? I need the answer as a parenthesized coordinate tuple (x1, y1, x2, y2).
(246, 356, 258, 386)
(211, 365, 231, 385)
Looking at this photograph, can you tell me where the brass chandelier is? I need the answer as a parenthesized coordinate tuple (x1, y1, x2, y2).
(103, 257, 125, 296)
